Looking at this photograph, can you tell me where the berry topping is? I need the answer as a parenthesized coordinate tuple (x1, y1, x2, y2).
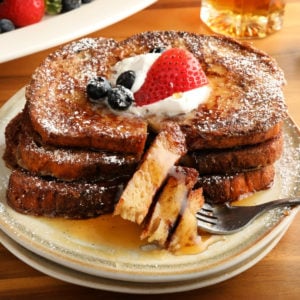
(86, 77, 111, 101)
(134, 48, 208, 106)
(0, 18, 15, 33)
(0, 0, 44, 27)
(149, 47, 166, 53)
(116, 70, 136, 89)
(62, 0, 81, 12)
(107, 86, 134, 111)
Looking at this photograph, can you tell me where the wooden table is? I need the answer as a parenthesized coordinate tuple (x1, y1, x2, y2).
(0, 1, 299, 299)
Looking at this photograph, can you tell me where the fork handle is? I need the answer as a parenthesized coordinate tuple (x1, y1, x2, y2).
(256, 197, 300, 211)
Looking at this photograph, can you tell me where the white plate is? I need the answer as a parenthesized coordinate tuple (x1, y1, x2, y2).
(0, 89, 300, 290)
(0, 0, 156, 63)
(0, 222, 293, 294)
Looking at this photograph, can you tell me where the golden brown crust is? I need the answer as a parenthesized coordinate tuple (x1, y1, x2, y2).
(26, 37, 148, 155)
(120, 31, 287, 149)
(182, 133, 283, 175)
(6, 169, 126, 219)
(4, 112, 140, 181)
(26, 32, 287, 153)
(198, 165, 275, 203)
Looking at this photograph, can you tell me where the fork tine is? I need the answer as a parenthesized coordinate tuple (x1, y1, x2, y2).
(196, 203, 218, 224)
(201, 202, 214, 212)
(197, 214, 218, 225)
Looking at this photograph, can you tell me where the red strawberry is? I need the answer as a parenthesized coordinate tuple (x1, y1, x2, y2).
(0, 0, 44, 28)
(134, 48, 208, 106)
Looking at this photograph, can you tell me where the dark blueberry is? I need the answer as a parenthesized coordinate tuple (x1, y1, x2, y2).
(86, 77, 111, 101)
(150, 47, 166, 53)
(82, 0, 93, 3)
(0, 19, 15, 33)
(62, 0, 81, 12)
(116, 70, 136, 90)
(107, 85, 133, 111)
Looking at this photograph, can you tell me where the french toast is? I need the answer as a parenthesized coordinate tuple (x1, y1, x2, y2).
(168, 188, 204, 252)
(114, 123, 187, 224)
(198, 164, 275, 203)
(116, 31, 287, 149)
(25, 37, 148, 156)
(2, 31, 288, 252)
(182, 133, 283, 175)
(4, 111, 139, 181)
(141, 166, 199, 246)
(7, 169, 126, 219)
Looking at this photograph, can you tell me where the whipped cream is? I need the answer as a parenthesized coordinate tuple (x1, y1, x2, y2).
(110, 52, 210, 117)
(110, 53, 161, 93)
(128, 85, 211, 117)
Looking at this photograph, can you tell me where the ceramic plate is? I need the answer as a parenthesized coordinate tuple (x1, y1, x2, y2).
(0, 0, 156, 63)
(0, 221, 293, 294)
(0, 89, 299, 288)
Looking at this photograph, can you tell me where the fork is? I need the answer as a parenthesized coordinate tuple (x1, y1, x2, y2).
(196, 197, 300, 234)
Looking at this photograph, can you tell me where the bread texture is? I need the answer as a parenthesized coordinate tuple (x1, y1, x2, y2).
(114, 124, 187, 224)
(168, 188, 204, 252)
(141, 166, 199, 246)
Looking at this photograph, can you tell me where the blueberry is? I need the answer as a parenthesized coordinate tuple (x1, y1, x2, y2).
(116, 70, 136, 90)
(86, 77, 111, 101)
(82, 0, 93, 3)
(150, 47, 166, 53)
(0, 19, 15, 33)
(107, 85, 133, 111)
(62, 0, 81, 12)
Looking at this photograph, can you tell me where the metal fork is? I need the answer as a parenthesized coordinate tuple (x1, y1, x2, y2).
(196, 197, 300, 234)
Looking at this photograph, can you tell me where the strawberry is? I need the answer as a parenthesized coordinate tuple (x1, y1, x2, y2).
(134, 48, 208, 106)
(0, 0, 45, 28)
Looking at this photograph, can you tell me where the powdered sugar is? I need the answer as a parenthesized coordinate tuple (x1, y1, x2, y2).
(23, 32, 288, 155)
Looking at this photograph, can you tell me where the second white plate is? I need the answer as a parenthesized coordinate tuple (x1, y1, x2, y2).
(0, 0, 157, 63)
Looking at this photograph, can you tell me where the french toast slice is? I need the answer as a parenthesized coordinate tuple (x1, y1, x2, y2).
(4, 111, 139, 181)
(117, 31, 287, 149)
(181, 133, 283, 175)
(198, 165, 275, 203)
(168, 188, 204, 252)
(114, 123, 187, 224)
(141, 166, 199, 246)
(26, 37, 148, 155)
(6, 169, 126, 219)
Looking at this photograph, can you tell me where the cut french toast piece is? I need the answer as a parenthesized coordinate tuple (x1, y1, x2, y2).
(4, 112, 140, 181)
(181, 133, 283, 175)
(198, 165, 275, 203)
(168, 188, 204, 252)
(114, 124, 187, 225)
(6, 169, 126, 219)
(141, 166, 199, 246)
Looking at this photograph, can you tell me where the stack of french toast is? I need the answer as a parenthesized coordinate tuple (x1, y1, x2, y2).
(3, 31, 287, 251)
